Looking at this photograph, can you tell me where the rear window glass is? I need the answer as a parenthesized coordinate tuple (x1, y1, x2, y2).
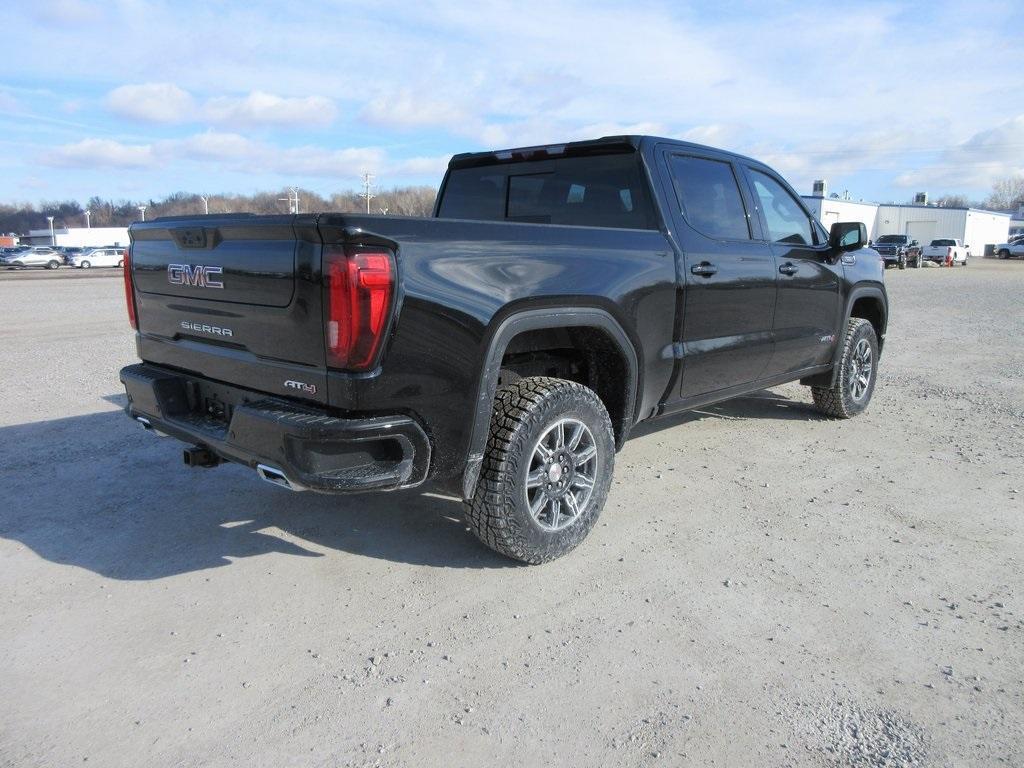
(438, 153, 657, 230)
(931, 239, 955, 246)
(667, 155, 750, 240)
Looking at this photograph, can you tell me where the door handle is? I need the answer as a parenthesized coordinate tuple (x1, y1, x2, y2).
(690, 262, 718, 277)
(778, 262, 799, 276)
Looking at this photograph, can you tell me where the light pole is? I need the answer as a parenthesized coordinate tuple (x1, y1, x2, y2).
(200, 195, 209, 215)
(137, 205, 147, 222)
(47, 216, 55, 245)
(84, 209, 91, 228)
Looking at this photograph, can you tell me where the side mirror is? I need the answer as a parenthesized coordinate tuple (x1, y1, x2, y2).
(829, 221, 867, 252)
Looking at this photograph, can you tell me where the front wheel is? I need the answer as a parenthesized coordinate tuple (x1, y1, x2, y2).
(80, 261, 91, 269)
(898, 254, 906, 270)
(912, 254, 921, 268)
(999, 249, 1010, 259)
(811, 318, 879, 419)
(465, 377, 615, 564)
(46, 260, 61, 270)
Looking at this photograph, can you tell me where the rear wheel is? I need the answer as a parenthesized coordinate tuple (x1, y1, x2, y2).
(465, 377, 615, 564)
(117, 260, 124, 268)
(912, 254, 921, 268)
(80, 260, 91, 269)
(898, 254, 906, 270)
(811, 318, 879, 419)
(46, 260, 60, 270)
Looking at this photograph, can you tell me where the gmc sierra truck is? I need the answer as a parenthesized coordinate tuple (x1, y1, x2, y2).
(872, 234, 922, 269)
(119, 135, 887, 564)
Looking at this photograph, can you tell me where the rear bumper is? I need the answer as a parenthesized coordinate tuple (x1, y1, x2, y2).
(120, 363, 431, 493)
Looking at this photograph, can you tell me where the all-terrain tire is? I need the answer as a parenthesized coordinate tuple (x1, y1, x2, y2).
(811, 318, 879, 419)
(464, 376, 615, 564)
(898, 254, 906, 270)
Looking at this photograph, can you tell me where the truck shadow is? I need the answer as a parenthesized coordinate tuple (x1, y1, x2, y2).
(1, 389, 815, 580)
(629, 389, 820, 439)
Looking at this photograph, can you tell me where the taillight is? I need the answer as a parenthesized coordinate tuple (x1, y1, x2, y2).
(323, 246, 395, 371)
(123, 248, 137, 329)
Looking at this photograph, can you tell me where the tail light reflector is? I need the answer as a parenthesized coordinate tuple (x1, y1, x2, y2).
(123, 249, 137, 329)
(324, 246, 395, 371)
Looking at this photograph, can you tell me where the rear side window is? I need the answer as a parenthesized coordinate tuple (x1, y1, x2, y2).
(438, 153, 657, 230)
(749, 169, 816, 246)
(667, 155, 750, 240)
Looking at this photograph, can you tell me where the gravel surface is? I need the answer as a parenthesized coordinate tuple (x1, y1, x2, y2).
(1, 260, 1022, 767)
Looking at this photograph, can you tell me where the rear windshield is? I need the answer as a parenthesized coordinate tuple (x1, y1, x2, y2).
(876, 235, 906, 243)
(437, 153, 658, 230)
(931, 239, 955, 246)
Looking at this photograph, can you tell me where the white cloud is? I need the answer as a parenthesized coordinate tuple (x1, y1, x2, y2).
(39, 132, 384, 180)
(893, 116, 1024, 189)
(176, 131, 260, 161)
(106, 83, 196, 124)
(360, 89, 467, 131)
(42, 138, 157, 169)
(203, 91, 336, 128)
(389, 155, 452, 177)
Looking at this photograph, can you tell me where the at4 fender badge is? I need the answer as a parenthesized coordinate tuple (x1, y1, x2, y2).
(284, 380, 317, 395)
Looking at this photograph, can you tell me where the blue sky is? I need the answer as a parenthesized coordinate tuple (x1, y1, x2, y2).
(2, 0, 1022, 206)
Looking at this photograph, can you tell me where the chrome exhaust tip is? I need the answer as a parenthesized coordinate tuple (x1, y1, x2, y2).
(256, 464, 306, 492)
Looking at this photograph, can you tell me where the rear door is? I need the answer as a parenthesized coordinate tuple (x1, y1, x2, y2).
(741, 166, 842, 376)
(129, 214, 330, 404)
(661, 150, 777, 398)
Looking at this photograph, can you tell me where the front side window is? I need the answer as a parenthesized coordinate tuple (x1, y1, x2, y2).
(667, 155, 750, 240)
(750, 169, 814, 246)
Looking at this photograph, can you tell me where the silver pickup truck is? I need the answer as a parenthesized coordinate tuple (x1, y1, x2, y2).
(995, 238, 1024, 259)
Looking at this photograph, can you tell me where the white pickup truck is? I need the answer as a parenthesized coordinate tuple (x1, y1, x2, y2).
(922, 238, 969, 266)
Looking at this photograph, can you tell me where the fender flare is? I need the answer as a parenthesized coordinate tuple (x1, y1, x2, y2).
(461, 307, 639, 499)
(821, 284, 887, 386)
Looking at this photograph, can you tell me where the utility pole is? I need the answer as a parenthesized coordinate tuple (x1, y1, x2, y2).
(360, 172, 375, 214)
(199, 195, 209, 215)
(137, 205, 147, 222)
(47, 216, 55, 245)
(83, 209, 91, 228)
(278, 187, 299, 214)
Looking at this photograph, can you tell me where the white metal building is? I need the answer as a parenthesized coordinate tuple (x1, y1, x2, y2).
(802, 197, 880, 241)
(24, 226, 130, 248)
(802, 191, 1010, 257)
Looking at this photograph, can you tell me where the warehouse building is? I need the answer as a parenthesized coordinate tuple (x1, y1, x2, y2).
(23, 226, 130, 248)
(803, 183, 1011, 257)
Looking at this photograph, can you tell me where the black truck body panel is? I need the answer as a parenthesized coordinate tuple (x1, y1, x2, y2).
(121, 135, 887, 497)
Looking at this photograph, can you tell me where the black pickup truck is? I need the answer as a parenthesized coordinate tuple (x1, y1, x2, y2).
(120, 135, 887, 563)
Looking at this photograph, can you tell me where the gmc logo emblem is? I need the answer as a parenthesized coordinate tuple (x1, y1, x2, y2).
(168, 263, 224, 289)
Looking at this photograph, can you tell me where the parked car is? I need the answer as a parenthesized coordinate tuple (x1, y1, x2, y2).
(119, 134, 887, 564)
(872, 234, 922, 269)
(995, 239, 1024, 259)
(922, 238, 969, 266)
(55, 246, 88, 265)
(2, 246, 63, 269)
(71, 247, 126, 269)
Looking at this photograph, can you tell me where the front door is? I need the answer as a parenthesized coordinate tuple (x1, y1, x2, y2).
(743, 167, 842, 376)
(663, 152, 777, 399)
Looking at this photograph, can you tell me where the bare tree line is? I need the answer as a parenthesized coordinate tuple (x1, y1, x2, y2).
(2, 175, 1021, 236)
(0, 186, 438, 234)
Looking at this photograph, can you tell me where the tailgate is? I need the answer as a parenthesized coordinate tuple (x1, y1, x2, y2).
(129, 214, 330, 404)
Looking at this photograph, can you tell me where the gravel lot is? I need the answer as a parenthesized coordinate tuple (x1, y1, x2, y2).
(1, 260, 1022, 767)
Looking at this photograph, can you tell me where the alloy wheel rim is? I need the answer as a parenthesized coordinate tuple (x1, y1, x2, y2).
(525, 417, 597, 532)
(849, 338, 873, 401)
